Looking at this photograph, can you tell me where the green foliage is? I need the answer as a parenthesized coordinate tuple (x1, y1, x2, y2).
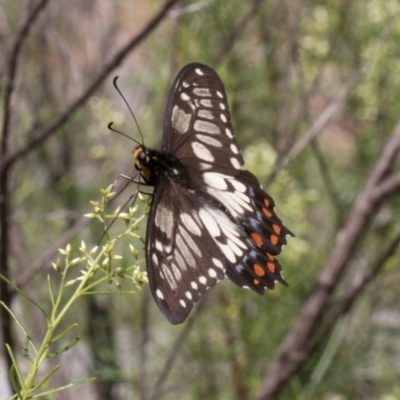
(1, 188, 146, 399)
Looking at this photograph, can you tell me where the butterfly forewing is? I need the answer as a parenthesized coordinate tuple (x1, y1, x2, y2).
(137, 63, 293, 324)
(163, 64, 245, 176)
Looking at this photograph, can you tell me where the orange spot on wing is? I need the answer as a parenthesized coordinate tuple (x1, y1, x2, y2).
(267, 262, 276, 273)
(254, 264, 265, 277)
(254, 279, 260, 285)
(266, 253, 274, 261)
(271, 235, 278, 245)
(263, 207, 273, 218)
(251, 232, 263, 246)
(273, 224, 281, 234)
(264, 199, 270, 207)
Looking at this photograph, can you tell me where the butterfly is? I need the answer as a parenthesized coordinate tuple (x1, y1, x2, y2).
(132, 63, 293, 324)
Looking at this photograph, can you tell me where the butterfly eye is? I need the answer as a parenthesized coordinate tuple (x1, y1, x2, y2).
(139, 151, 147, 163)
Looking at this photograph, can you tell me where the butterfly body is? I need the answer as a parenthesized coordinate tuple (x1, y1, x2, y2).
(133, 63, 293, 324)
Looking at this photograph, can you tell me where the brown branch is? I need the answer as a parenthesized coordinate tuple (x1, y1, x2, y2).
(256, 122, 400, 400)
(309, 228, 400, 353)
(0, 0, 50, 378)
(0, 0, 180, 173)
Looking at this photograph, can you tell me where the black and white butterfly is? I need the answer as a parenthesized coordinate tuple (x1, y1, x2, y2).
(132, 63, 293, 324)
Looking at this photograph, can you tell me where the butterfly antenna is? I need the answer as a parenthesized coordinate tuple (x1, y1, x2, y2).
(108, 122, 142, 146)
(113, 76, 145, 146)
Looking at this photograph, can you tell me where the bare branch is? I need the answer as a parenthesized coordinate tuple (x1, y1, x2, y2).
(0, 0, 181, 173)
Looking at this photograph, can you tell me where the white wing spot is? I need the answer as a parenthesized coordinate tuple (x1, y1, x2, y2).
(171, 262, 182, 280)
(155, 240, 163, 252)
(174, 249, 187, 271)
(192, 141, 215, 162)
(219, 103, 226, 110)
(200, 162, 212, 170)
(196, 134, 222, 147)
(220, 114, 227, 122)
(195, 68, 204, 75)
(171, 105, 191, 134)
(231, 179, 246, 192)
(212, 258, 224, 270)
(191, 281, 198, 290)
(200, 99, 212, 108)
(230, 144, 239, 154)
(179, 226, 202, 256)
(203, 172, 228, 190)
(194, 120, 220, 134)
(216, 91, 224, 98)
(182, 81, 189, 88)
(208, 268, 217, 278)
(162, 264, 177, 289)
(180, 213, 201, 236)
(152, 253, 158, 266)
(219, 243, 236, 263)
(181, 93, 190, 101)
(199, 208, 221, 237)
(193, 88, 211, 97)
(199, 276, 207, 285)
(230, 157, 241, 169)
(225, 128, 233, 138)
(176, 233, 196, 267)
(186, 291, 193, 300)
(180, 299, 187, 308)
(234, 190, 250, 203)
(156, 289, 164, 300)
(198, 110, 214, 120)
(227, 239, 243, 257)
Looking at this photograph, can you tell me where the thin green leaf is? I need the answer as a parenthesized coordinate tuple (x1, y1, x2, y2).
(46, 337, 80, 358)
(51, 323, 78, 343)
(22, 336, 33, 362)
(47, 275, 55, 307)
(0, 302, 38, 353)
(83, 290, 135, 295)
(30, 377, 96, 398)
(0, 274, 48, 318)
(6, 345, 24, 392)
(31, 365, 60, 391)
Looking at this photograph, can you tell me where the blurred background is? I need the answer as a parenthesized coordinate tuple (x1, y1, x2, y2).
(1, 0, 400, 399)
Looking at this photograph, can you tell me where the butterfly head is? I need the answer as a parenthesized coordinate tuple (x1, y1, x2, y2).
(133, 145, 151, 183)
